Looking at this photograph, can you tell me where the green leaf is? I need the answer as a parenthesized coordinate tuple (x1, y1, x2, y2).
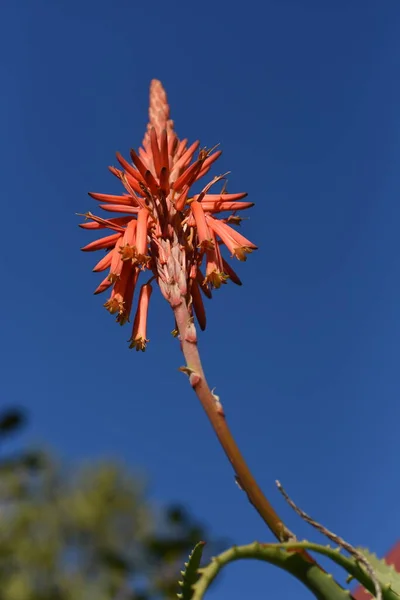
(357, 548, 400, 597)
(177, 541, 205, 600)
(279, 541, 400, 600)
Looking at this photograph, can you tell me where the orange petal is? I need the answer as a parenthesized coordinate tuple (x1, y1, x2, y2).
(129, 148, 152, 181)
(129, 283, 153, 350)
(94, 276, 113, 295)
(171, 140, 200, 176)
(108, 166, 123, 179)
(135, 208, 150, 257)
(175, 186, 190, 211)
(105, 261, 135, 314)
(172, 160, 203, 192)
(109, 240, 125, 281)
(79, 213, 126, 232)
(168, 131, 178, 157)
(117, 267, 139, 325)
(193, 193, 248, 202)
(79, 216, 132, 230)
(145, 169, 159, 195)
(93, 251, 113, 272)
(195, 150, 222, 182)
(122, 219, 137, 246)
(150, 127, 162, 176)
(120, 174, 150, 211)
(203, 227, 226, 288)
(119, 219, 137, 261)
(81, 232, 122, 252)
(176, 138, 188, 158)
(122, 172, 143, 195)
(130, 148, 159, 196)
(139, 147, 152, 171)
(88, 192, 134, 206)
(99, 204, 140, 214)
(202, 201, 254, 213)
(159, 166, 170, 196)
(221, 221, 258, 249)
(159, 129, 170, 174)
(190, 200, 213, 250)
(116, 152, 146, 185)
(207, 217, 257, 256)
(196, 165, 211, 181)
(201, 149, 222, 169)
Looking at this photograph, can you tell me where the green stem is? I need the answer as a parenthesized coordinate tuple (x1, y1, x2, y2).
(192, 543, 352, 600)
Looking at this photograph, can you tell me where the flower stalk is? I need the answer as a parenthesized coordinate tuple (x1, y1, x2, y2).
(174, 298, 294, 542)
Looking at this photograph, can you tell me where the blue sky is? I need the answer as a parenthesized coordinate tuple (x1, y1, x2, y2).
(1, 0, 400, 597)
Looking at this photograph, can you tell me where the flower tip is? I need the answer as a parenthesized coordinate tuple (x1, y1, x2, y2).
(77, 212, 92, 228)
(128, 336, 149, 351)
(199, 240, 215, 252)
(199, 322, 206, 332)
(108, 165, 121, 178)
(93, 277, 113, 295)
(117, 314, 130, 326)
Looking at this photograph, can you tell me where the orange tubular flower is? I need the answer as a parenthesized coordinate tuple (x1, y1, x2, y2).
(80, 79, 256, 350)
(129, 283, 153, 351)
(206, 215, 258, 261)
(103, 261, 135, 316)
(190, 200, 213, 250)
(205, 229, 228, 289)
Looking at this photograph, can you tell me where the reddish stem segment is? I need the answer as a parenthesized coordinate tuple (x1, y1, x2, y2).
(173, 301, 293, 542)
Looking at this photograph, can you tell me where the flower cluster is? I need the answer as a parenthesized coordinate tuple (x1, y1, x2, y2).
(80, 80, 256, 350)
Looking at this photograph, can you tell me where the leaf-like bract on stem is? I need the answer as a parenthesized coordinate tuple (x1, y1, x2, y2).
(177, 541, 205, 600)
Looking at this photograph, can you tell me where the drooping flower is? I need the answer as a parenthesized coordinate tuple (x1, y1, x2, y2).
(129, 282, 152, 351)
(80, 79, 256, 350)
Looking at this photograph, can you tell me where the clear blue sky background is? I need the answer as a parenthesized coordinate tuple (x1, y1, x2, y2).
(1, 0, 400, 598)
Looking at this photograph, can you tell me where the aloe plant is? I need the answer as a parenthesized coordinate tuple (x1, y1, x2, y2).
(79, 79, 394, 600)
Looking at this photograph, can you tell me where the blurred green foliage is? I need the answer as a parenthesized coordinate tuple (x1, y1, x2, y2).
(0, 408, 212, 600)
